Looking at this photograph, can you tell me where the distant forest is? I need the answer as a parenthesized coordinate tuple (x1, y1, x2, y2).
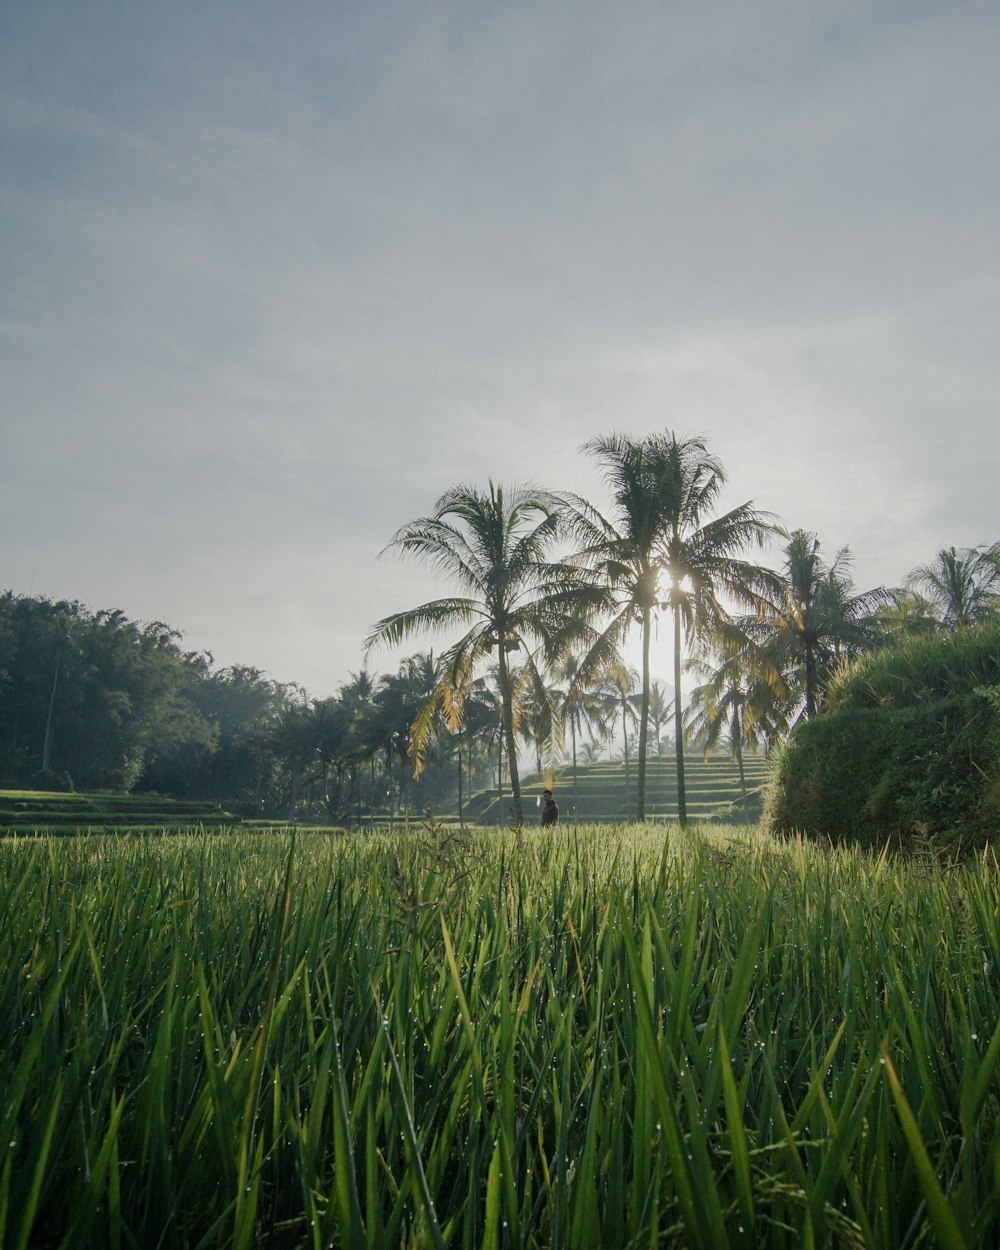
(0, 592, 486, 820)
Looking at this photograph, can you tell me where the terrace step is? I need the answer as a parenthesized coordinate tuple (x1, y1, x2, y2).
(463, 753, 772, 824)
(0, 789, 240, 834)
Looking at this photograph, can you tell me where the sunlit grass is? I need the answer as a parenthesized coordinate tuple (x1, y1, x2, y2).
(2, 823, 997, 1247)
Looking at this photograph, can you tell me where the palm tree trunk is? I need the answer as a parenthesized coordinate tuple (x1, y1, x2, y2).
(457, 743, 465, 832)
(571, 716, 578, 824)
(804, 641, 818, 719)
(497, 735, 504, 825)
(637, 605, 650, 821)
(621, 695, 631, 820)
(42, 649, 62, 774)
(733, 706, 748, 820)
(672, 599, 688, 828)
(497, 642, 523, 825)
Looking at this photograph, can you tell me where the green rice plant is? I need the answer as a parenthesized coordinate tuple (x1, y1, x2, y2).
(0, 824, 997, 1247)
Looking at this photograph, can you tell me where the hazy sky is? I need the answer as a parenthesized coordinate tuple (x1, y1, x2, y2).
(3, 1, 998, 695)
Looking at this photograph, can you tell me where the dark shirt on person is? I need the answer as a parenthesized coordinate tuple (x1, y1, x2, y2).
(541, 797, 559, 827)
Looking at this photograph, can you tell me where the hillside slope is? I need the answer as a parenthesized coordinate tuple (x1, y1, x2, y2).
(465, 753, 771, 824)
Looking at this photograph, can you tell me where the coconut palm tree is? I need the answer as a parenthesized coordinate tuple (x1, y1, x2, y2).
(563, 434, 682, 820)
(647, 679, 673, 755)
(751, 530, 888, 722)
(684, 625, 791, 819)
(567, 431, 777, 824)
(578, 740, 603, 766)
(366, 482, 600, 825)
(907, 544, 1000, 628)
(876, 588, 941, 641)
(553, 654, 606, 820)
(371, 653, 440, 819)
(522, 670, 564, 779)
(596, 663, 641, 819)
(650, 433, 779, 826)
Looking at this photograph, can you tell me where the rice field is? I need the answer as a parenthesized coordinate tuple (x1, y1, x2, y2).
(469, 754, 772, 824)
(2, 823, 998, 1248)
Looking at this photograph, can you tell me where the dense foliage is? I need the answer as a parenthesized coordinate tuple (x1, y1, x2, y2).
(764, 620, 1000, 852)
(3, 824, 998, 1249)
(763, 692, 1000, 853)
(0, 594, 482, 819)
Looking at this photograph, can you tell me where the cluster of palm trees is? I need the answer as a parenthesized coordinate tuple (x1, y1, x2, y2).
(263, 656, 516, 822)
(367, 430, 1000, 827)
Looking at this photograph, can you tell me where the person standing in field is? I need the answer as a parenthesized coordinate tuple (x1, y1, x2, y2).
(541, 789, 559, 828)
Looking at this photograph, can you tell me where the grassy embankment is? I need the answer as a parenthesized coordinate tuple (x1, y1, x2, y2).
(0, 789, 243, 835)
(2, 822, 997, 1248)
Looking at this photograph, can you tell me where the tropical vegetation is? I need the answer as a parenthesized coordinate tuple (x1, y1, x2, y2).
(512, 432, 779, 825)
(764, 618, 1000, 852)
(364, 482, 604, 825)
(3, 432, 998, 836)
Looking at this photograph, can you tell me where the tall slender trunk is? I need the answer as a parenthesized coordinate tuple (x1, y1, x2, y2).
(637, 604, 650, 821)
(672, 600, 688, 828)
(804, 639, 818, 719)
(571, 716, 578, 825)
(621, 695, 631, 820)
(42, 649, 62, 774)
(288, 769, 298, 821)
(496, 739, 504, 825)
(457, 743, 465, 831)
(733, 704, 748, 820)
(497, 640, 522, 825)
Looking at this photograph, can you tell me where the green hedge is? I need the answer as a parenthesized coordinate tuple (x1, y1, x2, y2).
(764, 687, 1000, 854)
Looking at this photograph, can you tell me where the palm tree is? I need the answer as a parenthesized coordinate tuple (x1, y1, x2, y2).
(651, 433, 779, 826)
(522, 670, 564, 779)
(372, 653, 439, 819)
(647, 679, 673, 755)
(366, 482, 599, 825)
(752, 530, 888, 722)
(876, 588, 941, 641)
(467, 670, 509, 823)
(907, 544, 1000, 628)
(684, 626, 791, 819)
(567, 431, 776, 825)
(554, 654, 606, 821)
(578, 740, 603, 765)
(564, 434, 683, 820)
(597, 663, 641, 819)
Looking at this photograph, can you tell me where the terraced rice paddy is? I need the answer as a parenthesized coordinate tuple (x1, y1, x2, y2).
(468, 753, 771, 824)
(2, 823, 998, 1248)
(0, 789, 240, 835)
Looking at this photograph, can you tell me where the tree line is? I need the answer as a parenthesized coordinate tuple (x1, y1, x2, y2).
(0, 589, 669, 821)
(3, 430, 997, 822)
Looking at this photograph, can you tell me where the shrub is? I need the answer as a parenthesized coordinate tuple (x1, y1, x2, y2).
(764, 688, 1000, 853)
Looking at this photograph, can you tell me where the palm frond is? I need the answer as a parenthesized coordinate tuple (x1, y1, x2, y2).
(364, 598, 482, 654)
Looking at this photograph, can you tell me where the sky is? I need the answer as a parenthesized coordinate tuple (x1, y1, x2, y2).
(3, 0, 998, 697)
